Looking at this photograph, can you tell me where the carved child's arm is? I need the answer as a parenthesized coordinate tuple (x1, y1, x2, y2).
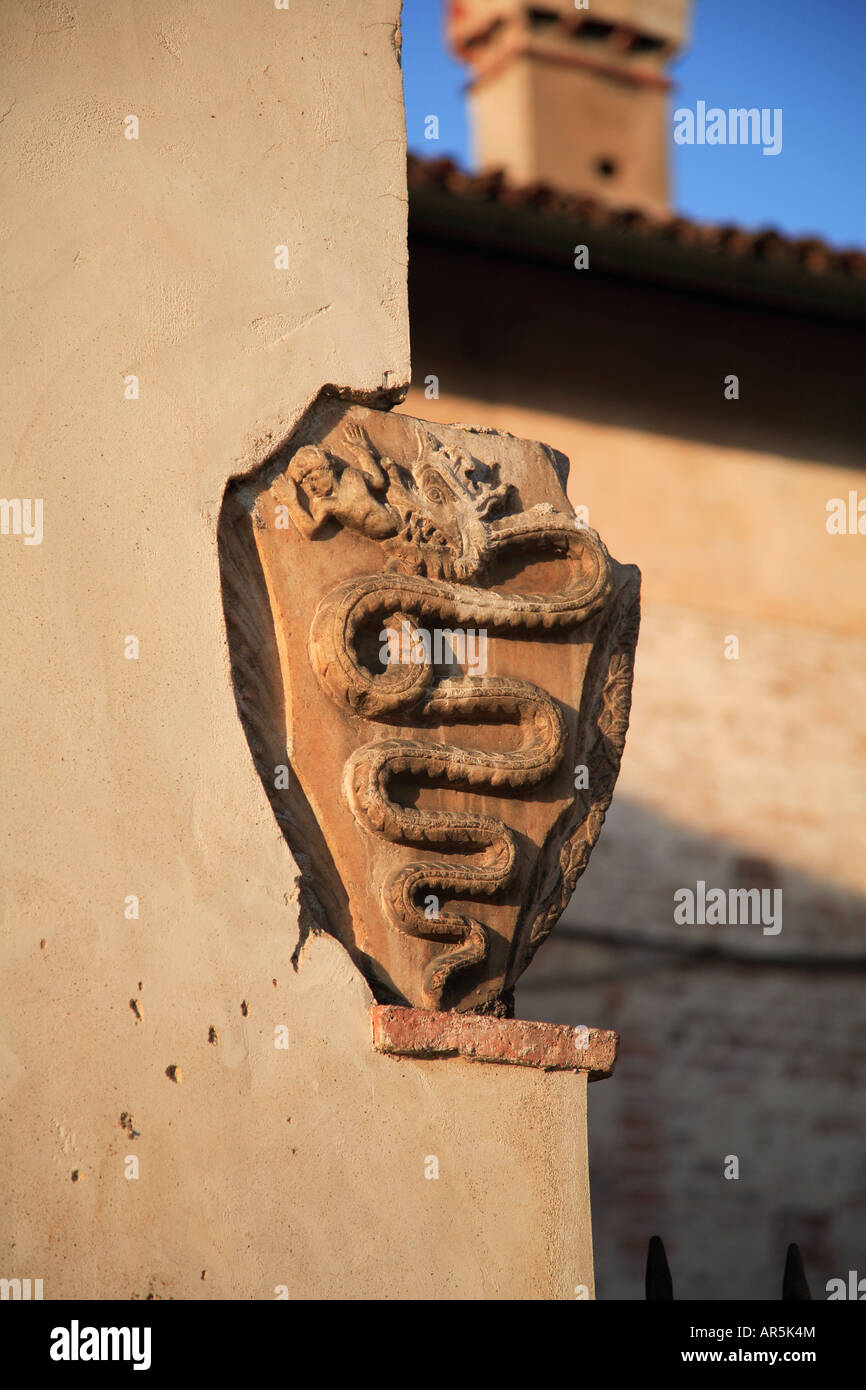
(278, 475, 321, 538)
(342, 421, 389, 491)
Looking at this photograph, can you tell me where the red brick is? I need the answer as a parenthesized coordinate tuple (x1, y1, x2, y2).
(370, 1004, 618, 1078)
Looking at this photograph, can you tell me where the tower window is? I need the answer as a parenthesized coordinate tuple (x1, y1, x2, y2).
(630, 33, 667, 55)
(527, 7, 559, 30)
(576, 21, 615, 43)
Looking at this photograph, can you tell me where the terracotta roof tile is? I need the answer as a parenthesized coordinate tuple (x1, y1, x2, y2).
(407, 153, 863, 281)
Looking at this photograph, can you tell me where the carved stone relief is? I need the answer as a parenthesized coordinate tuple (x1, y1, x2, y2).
(220, 396, 640, 1014)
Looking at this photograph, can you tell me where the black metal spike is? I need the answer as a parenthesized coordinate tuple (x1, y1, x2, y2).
(646, 1234, 674, 1300)
(782, 1243, 811, 1300)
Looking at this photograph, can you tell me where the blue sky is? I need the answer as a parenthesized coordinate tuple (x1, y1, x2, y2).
(401, 0, 866, 248)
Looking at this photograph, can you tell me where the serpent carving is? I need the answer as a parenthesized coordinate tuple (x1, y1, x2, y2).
(292, 421, 631, 1008)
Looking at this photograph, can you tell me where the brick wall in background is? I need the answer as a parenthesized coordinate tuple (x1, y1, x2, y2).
(517, 600, 866, 1300)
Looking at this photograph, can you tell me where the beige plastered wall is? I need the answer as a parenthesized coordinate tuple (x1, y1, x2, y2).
(0, 2, 594, 1299)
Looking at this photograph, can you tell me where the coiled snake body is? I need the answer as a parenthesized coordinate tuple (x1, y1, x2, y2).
(309, 511, 619, 1008)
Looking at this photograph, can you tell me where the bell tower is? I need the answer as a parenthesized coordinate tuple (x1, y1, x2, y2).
(447, 0, 692, 211)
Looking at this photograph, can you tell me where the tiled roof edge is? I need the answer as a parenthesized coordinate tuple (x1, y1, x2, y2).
(408, 153, 866, 283)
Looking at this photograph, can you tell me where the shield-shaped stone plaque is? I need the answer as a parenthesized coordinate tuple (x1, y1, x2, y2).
(220, 396, 639, 1014)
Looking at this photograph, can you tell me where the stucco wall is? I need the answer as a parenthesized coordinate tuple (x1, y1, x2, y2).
(0, 1, 595, 1300)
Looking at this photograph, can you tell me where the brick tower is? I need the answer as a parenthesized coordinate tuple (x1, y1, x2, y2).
(446, 0, 692, 210)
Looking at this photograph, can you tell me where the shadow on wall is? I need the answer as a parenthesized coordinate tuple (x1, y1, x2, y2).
(409, 237, 865, 471)
(517, 794, 866, 1300)
(217, 473, 353, 964)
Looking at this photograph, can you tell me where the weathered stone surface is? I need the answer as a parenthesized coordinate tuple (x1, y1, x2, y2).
(371, 1004, 619, 1078)
(222, 394, 640, 1012)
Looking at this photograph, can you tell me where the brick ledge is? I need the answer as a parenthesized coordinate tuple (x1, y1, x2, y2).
(371, 1004, 618, 1079)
